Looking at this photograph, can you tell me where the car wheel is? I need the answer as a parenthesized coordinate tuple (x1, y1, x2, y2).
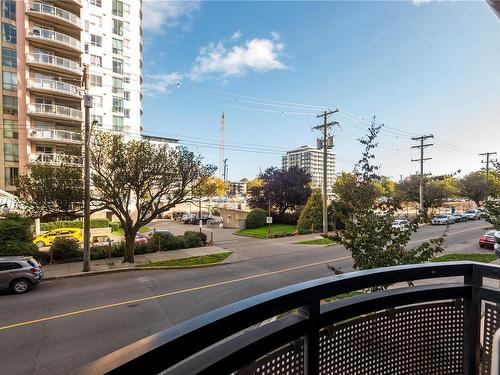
(11, 278, 31, 294)
(35, 241, 45, 248)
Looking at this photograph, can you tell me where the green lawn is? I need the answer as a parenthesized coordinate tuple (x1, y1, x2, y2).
(112, 226, 151, 235)
(432, 253, 496, 264)
(295, 238, 335, 245)
(235, 224, 296, 238)
(141, 252, 232, 267)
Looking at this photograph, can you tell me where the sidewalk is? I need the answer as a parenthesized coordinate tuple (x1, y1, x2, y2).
(43, 246, 234, 279)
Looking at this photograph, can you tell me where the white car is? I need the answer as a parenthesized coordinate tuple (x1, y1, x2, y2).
(431, 215, 454, 225)
(463, 209, 481, 221)
(392, 220, 410, 230)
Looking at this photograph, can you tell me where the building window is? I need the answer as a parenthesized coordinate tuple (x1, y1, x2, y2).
(90, 74, 102, 87)
(91, 115, 102, 126)
(4, 167, 18, 186)
(84, 43, 89, 54)
(4, 143, 18, 162)
(1, 23, 16, 44)
(2, 47, 16, 67)
(2, 95, 17, 115)
(2, 71, 16, 91)
(112, 77, 123, 94)
(112, 57, 123, 74)
(3, 120, 17, 138)
(112, 0, 124, 17)
(123, 3, 130, 14)
(90, 14, 102, 27)
(93, 95, 102, 107)
(123, 76, 130, 83)
(124, 108, 130, 118)
(90, 0, 102, 7)
(112, 38, 123, 55)
(112, 96, 123, 113)
(112, 116, 123, 131)
(90, 54, 102, 67)
(4, 166, 18, 185)
(1, 0, 16, 20)
(124, 91, 130, 101)
(90, 34, 102, 47)
(112, 19, 123, 36)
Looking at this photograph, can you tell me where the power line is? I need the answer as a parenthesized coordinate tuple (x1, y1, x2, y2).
(411, 134, 434, 212)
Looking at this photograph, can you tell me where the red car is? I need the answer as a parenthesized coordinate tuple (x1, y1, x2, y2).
(479, 230, 497, 248)
(134, 233, 149, 244)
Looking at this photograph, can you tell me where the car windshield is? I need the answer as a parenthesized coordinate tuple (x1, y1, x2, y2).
(435, 216, 447, 219)
(27, 259, 39, 267)
(466, 210, 476, 213)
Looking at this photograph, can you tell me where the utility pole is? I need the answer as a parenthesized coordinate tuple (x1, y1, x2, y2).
(480, 151, 498, 202)
(82, 65, 93, 272)
(411, 135, 434, 212)
(313, 109, 339, 236)
(223, 158, 228, 182)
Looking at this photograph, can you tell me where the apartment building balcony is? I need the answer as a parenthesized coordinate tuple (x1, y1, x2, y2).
(28, 128, 82, 144)
(29, 153, 82, 167)
(26, 28, 81, 54)
(28, 103, 82, 122)
(28, 78, 82, 99)
(26, 2, 82, 30)
(26, 53, 82, 76)
(76, 262, 500, 375)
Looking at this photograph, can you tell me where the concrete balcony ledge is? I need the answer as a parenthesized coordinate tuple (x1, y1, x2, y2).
(28, 78, 82, 99)
(29, 153, 82, 167)
(28, 128, 82, 144)
(27, 53, 82, 76)
(27, 27, 81, 53)
(26, 2, 82, 29)
(28, 103, 82, 122)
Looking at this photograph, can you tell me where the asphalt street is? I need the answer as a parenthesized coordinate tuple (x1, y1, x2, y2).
(0, 220, 491, 375)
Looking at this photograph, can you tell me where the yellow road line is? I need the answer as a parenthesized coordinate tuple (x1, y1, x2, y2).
(0, 255, 351, 332)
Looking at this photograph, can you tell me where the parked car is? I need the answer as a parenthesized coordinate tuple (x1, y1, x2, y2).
(152, 229, 172, 237)
(463, 209, 481, 221)
(495, 232, 500, 258)
(391, 220, 410, 230)
(33, 227, 83, 248)
(0, 257, 44, 294)
(479, 230, 497, 249)
(431, 215, 454, 225)
(451, 213, 467, 223)
(172, 212, 188, 221)
(181, 214, 197, 224)
(190, 215, 210, 225)
(135, 233, 149, 244)
(92, 235, 114, 247)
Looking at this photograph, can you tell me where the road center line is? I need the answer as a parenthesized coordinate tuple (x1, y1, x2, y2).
(0, 255, 351, 332)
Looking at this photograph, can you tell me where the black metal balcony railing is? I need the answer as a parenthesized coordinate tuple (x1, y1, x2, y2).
(75, 262, 500, 375)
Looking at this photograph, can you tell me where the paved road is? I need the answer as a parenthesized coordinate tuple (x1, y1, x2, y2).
(0, 220, 491, 375)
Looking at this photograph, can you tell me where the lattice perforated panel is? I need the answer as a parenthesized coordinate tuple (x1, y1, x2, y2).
(319, 301, 464, 375)
(236, 339, 304, 375)
(481, 303, 500, 375)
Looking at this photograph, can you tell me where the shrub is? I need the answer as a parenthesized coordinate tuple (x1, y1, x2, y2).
(34, 250, 51, 264)
(40, 219, 110, 231)
(246, 208, 267, 229)
(0, 214, 36, 256)
(328, 200, 348, 231)
(111, 242, 125, 257)
(279, 211, 301, 225)
(183, 231, 202, 248)
(110, 222, 122, 232)
(135, 242, 156, 254)
(91, 246, 112, 260)
(0, 240, 37, 257)
(297, 190, 323, 234)
(51, 237, 81, 260)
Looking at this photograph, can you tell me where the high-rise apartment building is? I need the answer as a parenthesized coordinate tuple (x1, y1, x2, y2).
(282, 145, 336, 195)
(0, 0, 143, 193)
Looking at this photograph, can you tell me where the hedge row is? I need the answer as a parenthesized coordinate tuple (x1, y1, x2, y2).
(40, 219, 111, 231)
(34, 231, 208, 264)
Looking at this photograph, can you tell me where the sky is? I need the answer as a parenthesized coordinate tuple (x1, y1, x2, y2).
(141, 0, 500, 181)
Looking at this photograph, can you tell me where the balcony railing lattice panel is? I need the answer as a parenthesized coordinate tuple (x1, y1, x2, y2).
(482, 303, 500, 375)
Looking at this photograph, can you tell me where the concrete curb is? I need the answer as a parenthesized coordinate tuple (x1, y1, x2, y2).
(45, 260, 228, 280)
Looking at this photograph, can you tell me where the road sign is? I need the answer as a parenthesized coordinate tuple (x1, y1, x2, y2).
(266, 216, 273, 224)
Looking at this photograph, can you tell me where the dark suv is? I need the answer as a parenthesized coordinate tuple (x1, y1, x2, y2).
(0, 257, 44, 294)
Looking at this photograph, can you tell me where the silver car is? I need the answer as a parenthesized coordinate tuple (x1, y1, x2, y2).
(431, 215, 454, 225)
(0, 257, 44, 294)
(463, 209, 481, 221)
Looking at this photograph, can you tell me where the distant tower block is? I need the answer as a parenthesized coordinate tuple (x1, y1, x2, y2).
(219, 112, 225, 178)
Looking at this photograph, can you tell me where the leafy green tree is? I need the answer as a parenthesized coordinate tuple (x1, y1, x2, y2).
(90, 132, 215, 263)
(458, 171, 489, 206)
(297, 190, 323, 234)
(485, 200, 500, 230)
(246, 208, 267, 229)
(16, 164, 83, 221)
(0, 213, 37, 256)
(332, 117, 444, 285)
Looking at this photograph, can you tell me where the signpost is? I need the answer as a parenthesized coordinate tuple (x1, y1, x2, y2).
(267, 216, 272, 238)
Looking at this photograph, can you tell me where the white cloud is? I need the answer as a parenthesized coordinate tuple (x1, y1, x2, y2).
(231, 31, 242, 40)
(143, 72, 183, 95)
(189, 34, 286, 80)
(142, 0, 200, 34)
